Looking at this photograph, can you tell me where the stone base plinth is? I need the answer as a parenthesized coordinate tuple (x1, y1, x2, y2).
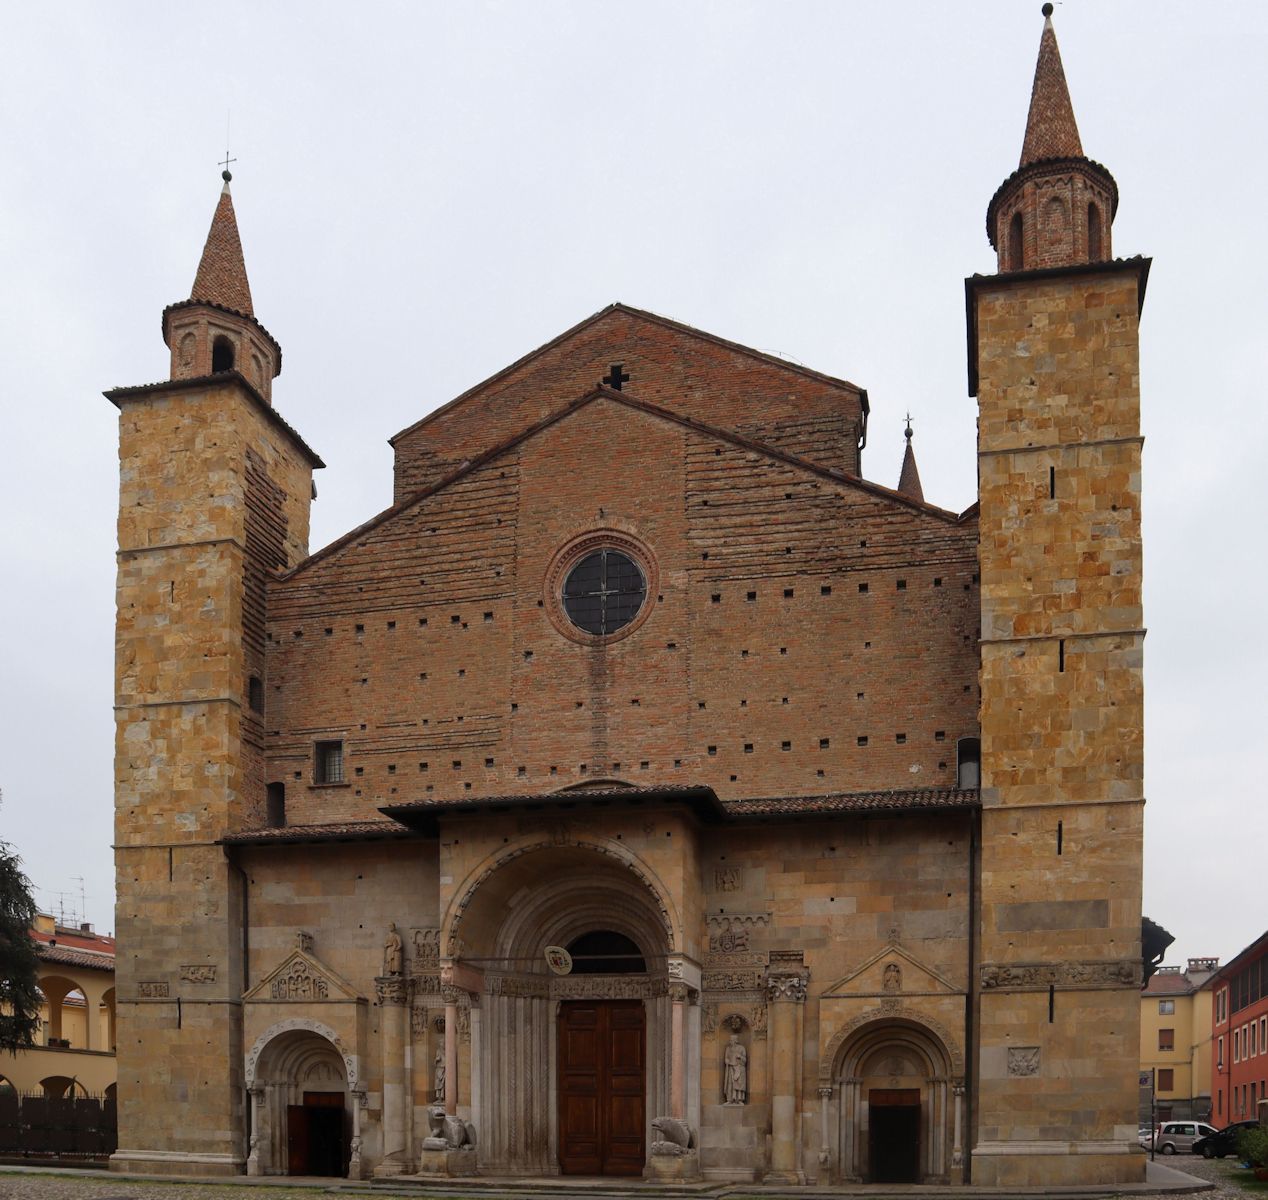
(111, 1150, 244, 1177)
(972, 1143, 1145, 1188)
(645, 1149, 701, 1181)
(414, 1146, 478, 1177)
(373, 1156, 412, 1179)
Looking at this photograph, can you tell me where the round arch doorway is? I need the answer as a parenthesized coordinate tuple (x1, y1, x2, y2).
(449, 841, 675, 1177)
(248, 1027, 351, 1178)
(833, 1018, 958, 1184)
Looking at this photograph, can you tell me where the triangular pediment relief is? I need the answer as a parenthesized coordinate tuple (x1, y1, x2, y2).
(244, 944, 361, 1003)
(822, 940, 962, 999)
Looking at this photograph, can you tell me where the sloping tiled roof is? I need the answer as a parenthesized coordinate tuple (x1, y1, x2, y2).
(1020, 12, 1083, 166)
(221, 819, 416, 847)
(32, 934, 115, 974)
(723, 788, 979, 818)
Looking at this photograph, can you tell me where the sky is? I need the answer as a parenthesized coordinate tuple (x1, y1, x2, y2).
(0, 2, 1264, 971)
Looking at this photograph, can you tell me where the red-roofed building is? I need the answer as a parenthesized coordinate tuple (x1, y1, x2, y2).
(0, 913, 116, 1100)
(1139, 958, 1219, 1122)
(1211, 932, 1268, 1126)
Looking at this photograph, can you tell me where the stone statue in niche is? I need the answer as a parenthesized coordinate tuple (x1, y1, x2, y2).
(883, 961, 902, 992)
(723, 1033, 748, 1105)
(384, 923, 403, 976)
(433, 1047, 446, 1100)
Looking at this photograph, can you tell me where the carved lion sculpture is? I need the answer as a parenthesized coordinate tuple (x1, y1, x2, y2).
(650, 1116, 695, 1156)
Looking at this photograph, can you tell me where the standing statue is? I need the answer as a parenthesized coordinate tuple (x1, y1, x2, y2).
(883, 961, 902, 992)
(723, 1033, 748, 1105)
(384, 922, 404, 976)
(433, 1047, 446, 1100)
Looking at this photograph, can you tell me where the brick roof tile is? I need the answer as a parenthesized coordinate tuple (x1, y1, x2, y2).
(190, 182, 254, 315)
(1020, 12, 1084, 167)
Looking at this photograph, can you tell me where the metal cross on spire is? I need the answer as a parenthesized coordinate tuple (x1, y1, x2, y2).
(904, 412, 914, 439)
(219, 150, 237, 182)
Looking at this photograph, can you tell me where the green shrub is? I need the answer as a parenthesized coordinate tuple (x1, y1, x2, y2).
(1236, 1125, 1268, 1167)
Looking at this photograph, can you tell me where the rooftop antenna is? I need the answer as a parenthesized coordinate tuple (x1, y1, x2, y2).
(220, 110, 236, 183)
(72, 875, 86, 926)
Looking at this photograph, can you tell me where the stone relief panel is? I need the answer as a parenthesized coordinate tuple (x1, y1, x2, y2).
(1008, 1046, 1041, 1077)
(714, 868, 741, 892)
(179, 965, 216, 984)
(138, 981, 169, 998)
(980, 959, 1139, 991)
(273, 960, 329, 1001)
(411, 928, 440, 972)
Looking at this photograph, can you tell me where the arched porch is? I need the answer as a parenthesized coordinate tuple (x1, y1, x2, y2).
(441, 838, 690, 1177)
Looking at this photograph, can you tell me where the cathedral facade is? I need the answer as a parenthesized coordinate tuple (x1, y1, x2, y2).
(109, 11, 1148, 1187)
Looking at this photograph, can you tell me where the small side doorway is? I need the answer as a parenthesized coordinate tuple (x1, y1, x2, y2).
(558, 1000, 646, 1175)
(287, 1091, 347, 1176)
(868, 1087, 920, 1183)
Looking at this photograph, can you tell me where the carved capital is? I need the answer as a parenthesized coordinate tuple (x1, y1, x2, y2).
(668, 982, 691, 1004)
(766, 972, 808, 1003)
(375, 975, 409, 1005)
(817, 1085, 834, 1100)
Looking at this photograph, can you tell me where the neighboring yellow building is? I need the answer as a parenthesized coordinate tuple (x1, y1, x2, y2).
(1140, 958, 1219, 1123)
(0, 914, 116, 1099)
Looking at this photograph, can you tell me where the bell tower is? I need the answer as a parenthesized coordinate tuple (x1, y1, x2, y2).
(107, 174, 321, 1175)
(968, 7, 1149, 1188)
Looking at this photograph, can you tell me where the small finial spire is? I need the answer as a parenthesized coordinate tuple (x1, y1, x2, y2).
(897, 414, 924, 502)
(1042, 3, 1053, 17)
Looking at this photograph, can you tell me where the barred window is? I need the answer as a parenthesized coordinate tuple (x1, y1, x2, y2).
(315, 740, 344, 784)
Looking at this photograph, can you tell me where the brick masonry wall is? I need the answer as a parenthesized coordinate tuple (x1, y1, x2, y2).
(265, 395, 978, 824)
(389, 308, 866, 501)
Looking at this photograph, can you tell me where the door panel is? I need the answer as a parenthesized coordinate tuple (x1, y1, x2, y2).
(558, 1000, 646, 1175)
(286, 1105, 308, 1175)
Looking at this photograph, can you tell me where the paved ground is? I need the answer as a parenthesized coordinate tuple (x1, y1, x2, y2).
(0, 1157, 1243, 1200)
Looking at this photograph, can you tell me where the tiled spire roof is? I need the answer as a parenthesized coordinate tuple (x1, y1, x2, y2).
(1019, 7, 1084, 166)
(897, 420, 924, 502)
(190, 179, 254, 315)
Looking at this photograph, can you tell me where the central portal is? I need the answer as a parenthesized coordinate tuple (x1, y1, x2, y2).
(558, 1000, 646, 1176)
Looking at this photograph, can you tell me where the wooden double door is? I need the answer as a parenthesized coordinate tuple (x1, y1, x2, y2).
(558, 1000, 646, 1175)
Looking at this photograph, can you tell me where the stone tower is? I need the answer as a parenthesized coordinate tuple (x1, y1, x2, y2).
(968, 7, 1149, 1187)
(107, 175, 321, 1175)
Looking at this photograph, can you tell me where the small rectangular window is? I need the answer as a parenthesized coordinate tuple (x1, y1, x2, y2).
(1158, 1028, 1174, 1052)
(315, 740, 344, 784)
(1157, 1068, 1174, 1091)
(265, 782, 285, 828)
(1158, 999, 1175, 1015)
(248, 675, 264, 713)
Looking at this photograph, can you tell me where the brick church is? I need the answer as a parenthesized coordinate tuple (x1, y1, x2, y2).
(108, 9, 1148, 1187)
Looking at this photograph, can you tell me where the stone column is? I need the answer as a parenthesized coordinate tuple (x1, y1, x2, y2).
(952, 1083, 964, 1171)
(843, 1077, 861, 1180)
(443, 986, 459, 1115)
(245, 1086, 264, 1176)
(349, 1089, 365, 1179)
(669, 982, 688, 1120)
(764, 958, 808, 1184)
(374, 975, 411, 1177)
(817, 1085, 833, 1172)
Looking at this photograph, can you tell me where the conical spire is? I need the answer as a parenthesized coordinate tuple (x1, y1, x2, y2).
(190, 174, 254, 316)
(1019, 5, 1083, 166)
(897, 417, 924, 502)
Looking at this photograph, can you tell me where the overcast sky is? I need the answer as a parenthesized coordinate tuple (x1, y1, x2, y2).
(1, 2, 1263, 973)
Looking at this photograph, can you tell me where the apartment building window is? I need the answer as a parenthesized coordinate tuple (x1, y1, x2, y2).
(1158, 1028, 1174, 1052)
(1218, 1035, 1224, 1068)
(1158, 999, 1175, 1015)
(1235, 1029, 1241, 1063)
(315, 740, 344, 784)
(1253, 1023, 1259, 1057)
(1157, 1069, 1174, 1091)
(1217, 988, 1228, 1023)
